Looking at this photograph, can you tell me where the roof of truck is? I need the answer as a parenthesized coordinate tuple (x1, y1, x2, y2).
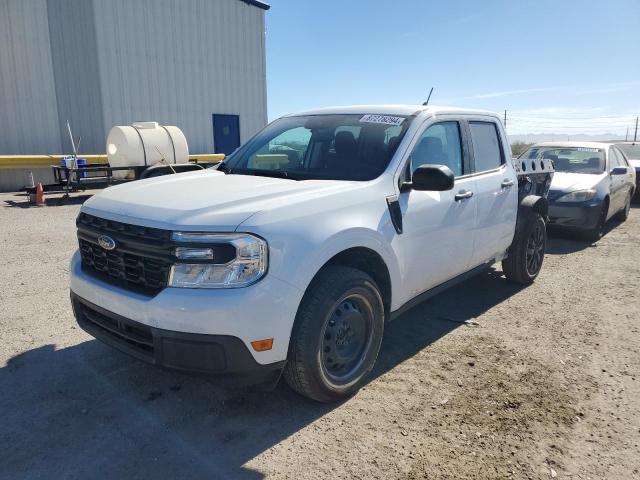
(286, 104, 501, 118)
(532, 141, 612, 149)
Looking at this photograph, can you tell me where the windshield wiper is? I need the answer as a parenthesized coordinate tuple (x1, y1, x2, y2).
(217, 162, 232, 174)
(246, 169, 300, 181)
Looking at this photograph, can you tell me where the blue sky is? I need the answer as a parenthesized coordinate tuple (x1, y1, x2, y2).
(265, 0, 640, 136)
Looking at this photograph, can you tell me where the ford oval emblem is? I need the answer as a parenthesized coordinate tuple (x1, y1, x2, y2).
(98, 235, 116, 251)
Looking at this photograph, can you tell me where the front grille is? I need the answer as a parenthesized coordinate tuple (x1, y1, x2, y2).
(76, 299, 154, 359)
(77, 213, 238, 295)
(77, 213, 173, 295)
(79, 239, 170, 294)
(77, 212, 170, 242)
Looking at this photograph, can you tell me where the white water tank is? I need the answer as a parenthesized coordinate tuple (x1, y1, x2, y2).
(106, 122, 189, 179)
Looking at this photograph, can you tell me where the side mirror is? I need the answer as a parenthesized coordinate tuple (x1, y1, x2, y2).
(610, 166, 627, 175)
(403, 164, 455, 192)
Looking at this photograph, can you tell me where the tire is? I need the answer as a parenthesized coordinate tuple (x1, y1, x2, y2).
(284, 266, 384, 402)
(502, 212, 546, 285)
(584, 199, 609, 241)
(616, 191, 632, 222)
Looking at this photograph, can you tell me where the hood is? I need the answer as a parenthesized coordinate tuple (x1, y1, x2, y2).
(82, 170, 358, 231)
(549, 171, 605, 192)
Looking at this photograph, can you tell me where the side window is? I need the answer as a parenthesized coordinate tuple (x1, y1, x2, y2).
(609, 148, 622, 168)
(469, 121, 504, 172)
(614, 147, 629, 166)
(410, 122, 463, 176)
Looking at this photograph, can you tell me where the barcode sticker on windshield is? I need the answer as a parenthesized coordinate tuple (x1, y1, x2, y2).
(359, 114, 405, 126)
(575, 147, 600, 152)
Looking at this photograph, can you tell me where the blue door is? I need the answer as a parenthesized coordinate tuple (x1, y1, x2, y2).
(212, 114, 240, 155)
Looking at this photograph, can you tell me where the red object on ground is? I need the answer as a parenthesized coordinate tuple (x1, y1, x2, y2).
(34, 182, 45, 206)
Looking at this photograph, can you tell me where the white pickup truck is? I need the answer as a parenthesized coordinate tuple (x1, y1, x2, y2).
(70, 105, 553, 402)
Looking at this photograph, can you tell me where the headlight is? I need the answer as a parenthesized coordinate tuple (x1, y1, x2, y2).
(169, 233, 267, 288)
(556, 189, 596, 202)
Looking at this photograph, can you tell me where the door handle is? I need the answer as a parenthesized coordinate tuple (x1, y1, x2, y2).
(455, 190, 474, 201)
(501, 179, 515, 188)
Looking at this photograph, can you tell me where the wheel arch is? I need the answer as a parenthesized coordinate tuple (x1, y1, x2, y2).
(519, 194, 548, 218)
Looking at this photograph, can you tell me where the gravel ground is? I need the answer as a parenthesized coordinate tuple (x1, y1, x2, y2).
(1, 191, 639, 480)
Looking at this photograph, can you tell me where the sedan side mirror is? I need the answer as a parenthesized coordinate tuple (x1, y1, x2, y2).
(402, 164, 455, 192)
(610, 166, 628, 175)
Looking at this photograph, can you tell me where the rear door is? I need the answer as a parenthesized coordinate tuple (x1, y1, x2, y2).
(466, 119, 518, 267)
(392, 118, 477, 302)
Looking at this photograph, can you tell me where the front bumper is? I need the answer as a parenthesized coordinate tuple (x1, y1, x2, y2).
(547, 199, 603, 230)
(69, 250, 304, 366)
(72, 293, 285, 384)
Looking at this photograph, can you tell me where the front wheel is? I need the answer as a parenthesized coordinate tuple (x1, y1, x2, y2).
(584, 200, 609, 241)
(502, 212, 547, 285)
(284, 266, 384, 402)
(616, 191, 632, 222)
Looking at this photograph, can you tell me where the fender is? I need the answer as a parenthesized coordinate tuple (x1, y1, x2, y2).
(294, 228, 402, 296)
(519, 194, 548, 218)
(514, 195, 548, 238)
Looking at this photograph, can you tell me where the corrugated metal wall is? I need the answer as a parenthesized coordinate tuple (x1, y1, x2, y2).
(0, 0, 61, 154)
(47, 0, 105, 154)
(93, 0, 268, 154)
(0, 0, 267, 155)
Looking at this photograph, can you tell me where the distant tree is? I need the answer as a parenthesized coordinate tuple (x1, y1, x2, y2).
(511, 141, 533, 157)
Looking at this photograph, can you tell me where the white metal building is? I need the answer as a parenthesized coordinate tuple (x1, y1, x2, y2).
(0, 0, 269, 155)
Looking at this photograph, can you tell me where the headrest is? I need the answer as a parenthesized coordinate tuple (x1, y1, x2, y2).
(335, 131, 357, 153)
(586, 157, 601, 168)
(415, 136, 443, 161)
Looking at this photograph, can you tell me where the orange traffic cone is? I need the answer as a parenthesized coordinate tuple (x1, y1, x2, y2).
(34, 182, 45, 207)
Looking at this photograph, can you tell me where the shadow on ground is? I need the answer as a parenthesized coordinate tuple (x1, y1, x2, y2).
(3, 193, 93, 208)
(546, 215, 625, 255)
(0, 268, 523, 479)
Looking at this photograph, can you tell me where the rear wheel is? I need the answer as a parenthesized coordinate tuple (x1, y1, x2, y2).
(616, 191, 632, 221)
(284, 266, 384, 402)
(502, 212, 546, 285)
(585, 199, 609, 241)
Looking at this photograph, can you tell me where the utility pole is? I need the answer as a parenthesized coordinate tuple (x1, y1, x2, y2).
(504, 110, 507, 129)
(634, 116, 638, 142)
(626, 127, 629, 141)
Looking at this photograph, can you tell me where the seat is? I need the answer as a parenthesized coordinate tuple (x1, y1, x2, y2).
(329, 131, 358, 172)
(585, 157, 601, 169)
(554, 157, 570, 170)
(413, 136, 446, 168)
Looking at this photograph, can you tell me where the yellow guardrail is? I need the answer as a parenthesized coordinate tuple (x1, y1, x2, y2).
(0, 154, 224, 170)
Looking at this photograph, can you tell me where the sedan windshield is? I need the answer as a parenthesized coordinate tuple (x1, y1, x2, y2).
(522, 147, 605, 174)
(221, 114, 413, 181)
(617, 143, 640, 160)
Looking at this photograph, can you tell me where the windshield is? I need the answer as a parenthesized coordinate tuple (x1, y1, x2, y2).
(522, 146, 605, 174)
(617, 143, 640, 160)
(221, 114, 413, 181)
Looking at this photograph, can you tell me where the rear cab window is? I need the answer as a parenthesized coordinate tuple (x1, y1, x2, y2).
(468, 121, 505, 173)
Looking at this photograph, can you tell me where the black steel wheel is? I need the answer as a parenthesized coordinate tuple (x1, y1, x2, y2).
(284, 266, 384, 402)
(320, 295, 374, 385)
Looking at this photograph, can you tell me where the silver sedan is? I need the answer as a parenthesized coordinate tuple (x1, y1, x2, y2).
(520, 142, 636, 240)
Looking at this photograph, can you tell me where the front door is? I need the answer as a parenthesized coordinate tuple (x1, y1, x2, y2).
(392, 120, 477, 305)
(213, 114, 240, 155)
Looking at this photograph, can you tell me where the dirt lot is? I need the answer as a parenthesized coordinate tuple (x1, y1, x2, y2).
(1, 191, 639, 480)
